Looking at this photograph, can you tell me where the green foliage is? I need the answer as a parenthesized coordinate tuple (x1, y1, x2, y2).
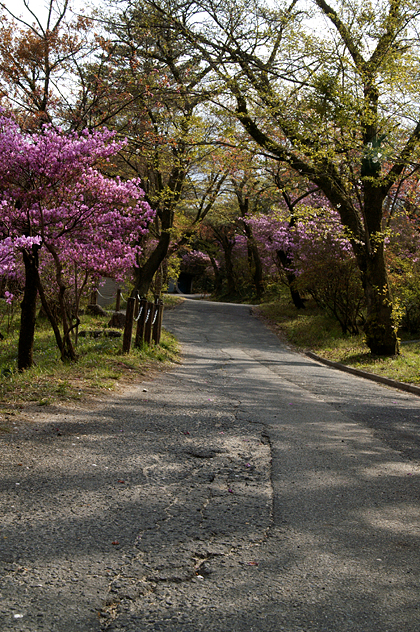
(386, 213, 420, 334)
(259, 295, 420, 384)
(259, 297, 345, 351)
(295, 257, 365, 335)
(0, 309, 178, 407)
(390, 259, 420, 333)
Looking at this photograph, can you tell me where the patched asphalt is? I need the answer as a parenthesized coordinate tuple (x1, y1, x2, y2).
(1, 298, 419, 631)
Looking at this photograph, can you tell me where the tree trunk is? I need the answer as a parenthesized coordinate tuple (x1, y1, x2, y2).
(243, 221, 264, 300)
(276, 249, 306, 310)
(251, 241, 264, 301)
(209, 254, 223, 294)
(58, 281, 77, 362)
(134, 163, 183, 298)
(46, 243, 77, 362)
(356, 165, 399, 355)
(18, 249, 39, 371)
(274, 191, 306, 310)
(36, 274, 65, 356)
(134, 230, 171, 297)
(361, 244, 398, 355)
(221, 237, 236, 295)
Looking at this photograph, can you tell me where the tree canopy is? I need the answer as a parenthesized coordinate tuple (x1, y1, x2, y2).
(139, 0, 420, 353)
(2, 0, 420, 359)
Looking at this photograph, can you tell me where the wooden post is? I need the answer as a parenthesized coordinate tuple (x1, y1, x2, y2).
(158, 299, 164, 343)
(122, 297, 135, 353)
(115, 288, 121, 312)
(134, 298, 148, 348)
(153, 299, 164, 344)
(90, 290, 97, 305)
(143, 301, 155, 345)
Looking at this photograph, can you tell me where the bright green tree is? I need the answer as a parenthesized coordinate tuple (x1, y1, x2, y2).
(75, 0, 220, 296)
(147, 0, 420, 354)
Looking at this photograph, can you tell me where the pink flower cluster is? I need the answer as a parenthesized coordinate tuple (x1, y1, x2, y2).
(246, 207, 354, 276)
(181, 250, 212, 268)
(0, 114, 155, 297)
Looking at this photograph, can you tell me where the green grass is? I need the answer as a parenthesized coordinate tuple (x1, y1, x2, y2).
(0, 305, 179, 413)
(258, 293, 420, 386)
(162, 294, 185, 309)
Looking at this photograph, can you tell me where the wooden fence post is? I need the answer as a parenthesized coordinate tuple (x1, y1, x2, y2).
(115, 288, 121, 312)
(143, 301, 155, 345)
(122, 297, 135, 353)
(153, 299, 164, 344)
(134, 298, 148, 348)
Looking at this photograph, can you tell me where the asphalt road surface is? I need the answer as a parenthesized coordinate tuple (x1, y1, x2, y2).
(1, 298, 419, 632)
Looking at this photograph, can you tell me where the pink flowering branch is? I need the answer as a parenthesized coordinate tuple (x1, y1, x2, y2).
(0, 112, 155, 369)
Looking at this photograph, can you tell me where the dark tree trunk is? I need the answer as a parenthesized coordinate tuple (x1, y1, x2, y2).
(274, 190, 307, 309)
(276, 249, 306, 310)
(220, 236, 236, 295)
(355, 168, 399, 355)
(251, 241, 264, 300)
(209, 254, 223, 294)
(58, 281, 77, 362)
(235, 191, 264, 300)
(134, 229, 171, 297)
(18, 249, 39, 371)
(45, 243, 77, 362)
(358, 244, 398, 355)
(134, 159, 185, 298)
(36, 274, 65, 355)
(243, 221, 264, 300)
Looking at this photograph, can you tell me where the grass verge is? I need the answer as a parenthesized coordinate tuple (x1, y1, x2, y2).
(0, 301, 180, 418)
(257, 295, 420, 386)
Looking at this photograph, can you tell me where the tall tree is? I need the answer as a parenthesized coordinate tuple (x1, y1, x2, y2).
(77, 0, 215, 296)
(148, 0, 420, 354)
(0, 0, 93, 127)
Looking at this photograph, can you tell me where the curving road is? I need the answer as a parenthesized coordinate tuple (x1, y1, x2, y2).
(159, 298, 420, 632)
(1, 297, 419, 632)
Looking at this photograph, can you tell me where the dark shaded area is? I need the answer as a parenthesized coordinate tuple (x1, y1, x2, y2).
(177, 272, 194, 294)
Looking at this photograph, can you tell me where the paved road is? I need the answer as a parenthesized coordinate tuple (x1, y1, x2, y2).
(1, 298, 419, 631)
(159, 298, 420, 632)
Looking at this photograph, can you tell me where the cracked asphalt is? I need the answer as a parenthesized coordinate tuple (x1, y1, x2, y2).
(1, 298, 420, 631)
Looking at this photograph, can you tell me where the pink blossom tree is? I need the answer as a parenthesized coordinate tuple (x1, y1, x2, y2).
(247, 203, 365, 334)
(0, 114, 154, 370)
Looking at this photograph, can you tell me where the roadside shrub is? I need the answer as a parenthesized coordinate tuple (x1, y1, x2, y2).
(387, 214, 420, 334)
